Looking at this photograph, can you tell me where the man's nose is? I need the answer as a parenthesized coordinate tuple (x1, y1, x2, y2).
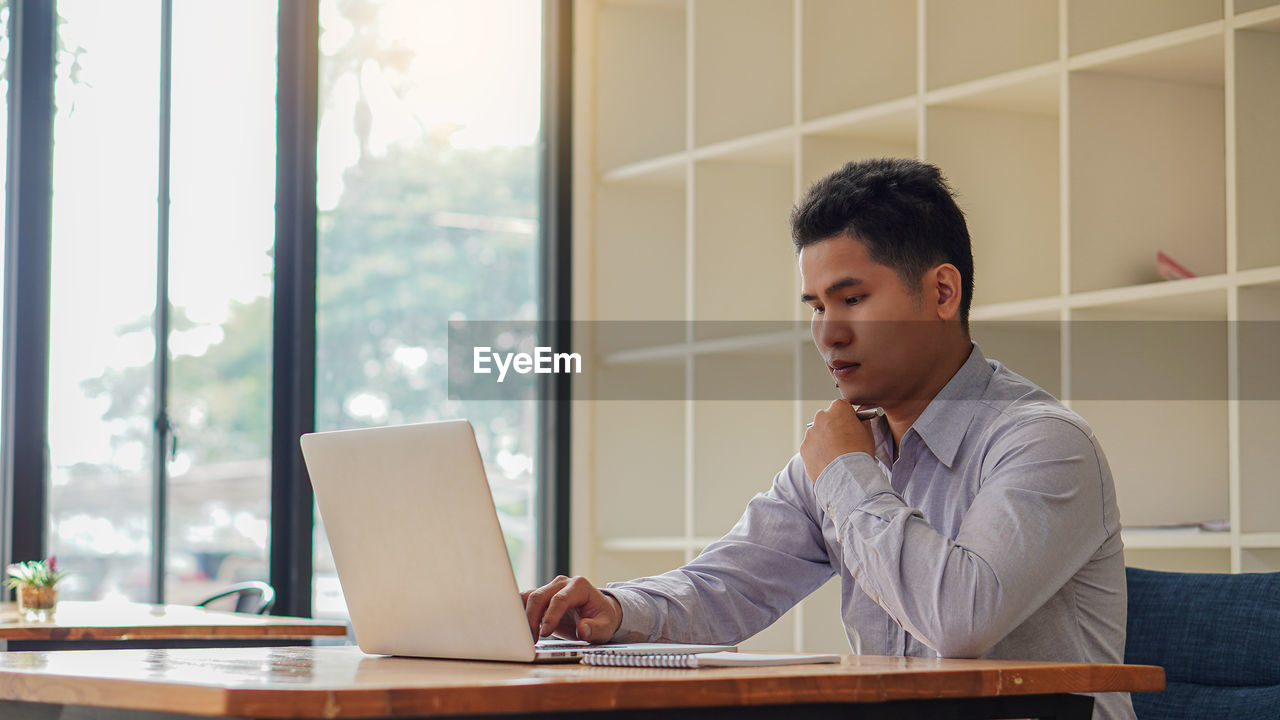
(815, 315, 851, 349)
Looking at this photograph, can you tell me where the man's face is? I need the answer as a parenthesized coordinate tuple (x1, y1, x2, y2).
(798, 234, 946, 409)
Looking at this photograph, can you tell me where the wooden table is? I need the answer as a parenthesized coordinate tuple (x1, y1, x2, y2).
(0, 602, 348, 651)
(0, 645, 1164, 719)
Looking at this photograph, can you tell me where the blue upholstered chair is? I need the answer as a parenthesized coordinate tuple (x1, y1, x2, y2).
(1124, 566, 1280, 719)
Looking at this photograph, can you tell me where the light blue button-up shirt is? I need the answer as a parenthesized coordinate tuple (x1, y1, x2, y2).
(604, 344, 1133, 720)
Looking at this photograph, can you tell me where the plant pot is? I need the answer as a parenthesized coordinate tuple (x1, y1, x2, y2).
(17, 586, 57, 622)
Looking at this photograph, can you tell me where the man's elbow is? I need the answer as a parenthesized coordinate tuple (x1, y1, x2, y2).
(927, 618, 1005, 658)
(932, 634, 998, 659)
(927, 562, 1006, 658)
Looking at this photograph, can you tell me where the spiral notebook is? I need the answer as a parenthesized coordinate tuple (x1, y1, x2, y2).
(581, 650, 841, 669)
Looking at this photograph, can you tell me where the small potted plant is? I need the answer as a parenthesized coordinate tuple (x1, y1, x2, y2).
(6, 557, 68, 622)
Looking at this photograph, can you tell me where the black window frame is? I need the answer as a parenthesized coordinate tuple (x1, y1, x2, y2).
(0, 0, 571, 614)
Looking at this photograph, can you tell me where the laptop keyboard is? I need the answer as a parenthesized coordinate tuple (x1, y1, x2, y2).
(535, 638, 589, 649)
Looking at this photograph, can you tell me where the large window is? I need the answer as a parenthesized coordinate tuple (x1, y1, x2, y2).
(3, 1, 557, 613)
(313, 0, 544, 617)
(47, 0, 163, 601)
(46, 0, 277, 603)
(162, 0, 277, 604)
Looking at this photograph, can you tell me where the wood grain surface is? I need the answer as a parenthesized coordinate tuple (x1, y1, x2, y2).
(0, 645, 1165, 718)
(0, 602, 348, 641)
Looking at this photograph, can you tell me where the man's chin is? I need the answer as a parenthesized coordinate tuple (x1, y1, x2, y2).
(834, 383, 876, 407)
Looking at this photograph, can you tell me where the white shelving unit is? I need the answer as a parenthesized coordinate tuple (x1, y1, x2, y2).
(572, 0, 1280, 652)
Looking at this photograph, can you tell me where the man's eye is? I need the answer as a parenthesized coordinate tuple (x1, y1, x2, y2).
(845, 295, 862, 305)
(811, 305, 824, 315)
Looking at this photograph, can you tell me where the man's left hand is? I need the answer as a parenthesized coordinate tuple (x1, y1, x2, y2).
(801, 400, 876, 483)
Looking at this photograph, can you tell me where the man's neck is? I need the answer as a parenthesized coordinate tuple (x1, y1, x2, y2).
(882, 339, 973, 458)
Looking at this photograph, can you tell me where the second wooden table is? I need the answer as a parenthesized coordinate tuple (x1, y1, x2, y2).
(0, 601, 348, 650)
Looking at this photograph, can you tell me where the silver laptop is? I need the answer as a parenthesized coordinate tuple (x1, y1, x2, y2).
(301, 420, 731, 663)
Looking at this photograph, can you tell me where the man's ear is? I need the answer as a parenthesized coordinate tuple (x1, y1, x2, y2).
(930, 263, 962, 321)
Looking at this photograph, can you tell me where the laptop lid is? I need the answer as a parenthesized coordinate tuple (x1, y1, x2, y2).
(300, 420, 537, 662)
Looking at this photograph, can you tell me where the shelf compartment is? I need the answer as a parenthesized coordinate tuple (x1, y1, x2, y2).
(1242, 533, 1280, 549)
(692, 399, 797, 538)
(601, 327, 807, 366)
(693, 157, 796, 326)
(926, 64, 1059, 115)
(970, 314, 1062, 398)
(692, 348, 796, 538)
(925, 0, 1057, 90)
(594, 179, 686, 321)
(927, 86, 1060, 306)
(1239, 0, 1280, 16)
(1238, 283, 1280, 533)
(1238, 0, 1280, 16)
(1068, 0, 1221, 57)
(799, 110, 918, 190)
(1242, 549, 1280, 573)
(1122, 528, 1232, 550)
(694, 0, 793, 147)
(592, 397, 687, 541)
(1237, 7, 1280, 29)
(1124, 548, 1232, 573)
(692, 132, 794, 166)
(595, 0, 687, 172)
(970, 295, 1065, 321)
(1236, 25, 1280, 271)
(690, 344, 797, 403)
(601, 155, 687, 186)
(598, 536, 718, 553)
(1068, 35, 1225, 294)
(587, 350, 687, 401)
(1069, 291, 1229, 529)
(1065, 272, 1235, 312)
(802, 0, 915, 120)
(1070, 27, 1225, 85)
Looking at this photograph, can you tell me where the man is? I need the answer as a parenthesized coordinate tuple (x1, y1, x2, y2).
(523, 158, 1133, 719)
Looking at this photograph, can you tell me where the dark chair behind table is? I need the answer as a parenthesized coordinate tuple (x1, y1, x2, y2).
(1124, 566, 1280, 719)
(195, 581, 276, 615)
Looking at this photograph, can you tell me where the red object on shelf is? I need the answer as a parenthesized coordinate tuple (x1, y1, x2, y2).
(1156, 250, 1196, 280)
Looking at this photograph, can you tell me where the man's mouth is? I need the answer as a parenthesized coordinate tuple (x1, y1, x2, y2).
(829, 360, 860, 380)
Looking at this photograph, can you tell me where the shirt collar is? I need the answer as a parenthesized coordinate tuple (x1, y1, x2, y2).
(898, 342, 992, 468)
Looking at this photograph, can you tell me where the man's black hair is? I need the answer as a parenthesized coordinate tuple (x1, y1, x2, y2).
(789, 157, 975, 329)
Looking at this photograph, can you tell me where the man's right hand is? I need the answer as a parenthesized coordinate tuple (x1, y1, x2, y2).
(520, 575, 622, 643)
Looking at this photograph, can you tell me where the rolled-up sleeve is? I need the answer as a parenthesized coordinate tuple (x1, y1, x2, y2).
(604, 454, 837, 644)
(813, 417, 1109, 658)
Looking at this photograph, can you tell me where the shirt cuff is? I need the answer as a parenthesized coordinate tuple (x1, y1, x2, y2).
(600, 586, 658, 642)
(812, 451, 893, 522)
